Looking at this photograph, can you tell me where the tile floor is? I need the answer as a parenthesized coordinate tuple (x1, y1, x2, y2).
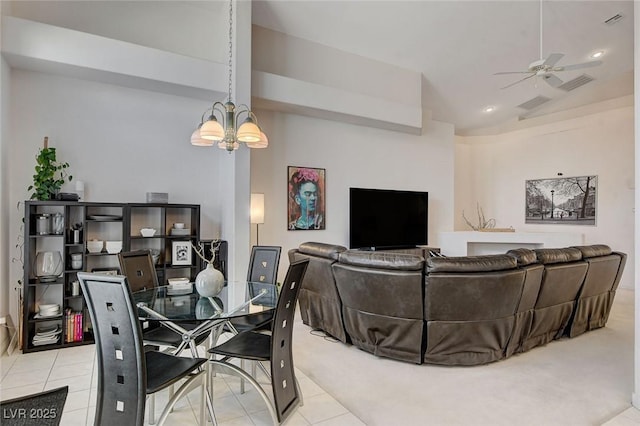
(0, 343, 364, 425)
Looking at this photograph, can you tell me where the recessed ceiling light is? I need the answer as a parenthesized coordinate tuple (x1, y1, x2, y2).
(590, 51, 604, 59)
(484, 106, 495, 113)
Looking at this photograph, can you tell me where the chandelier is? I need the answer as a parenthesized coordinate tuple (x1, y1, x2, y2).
(191, 0, 268, 152)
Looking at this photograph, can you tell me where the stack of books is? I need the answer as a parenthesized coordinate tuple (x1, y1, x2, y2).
(65, 309, 84, 343)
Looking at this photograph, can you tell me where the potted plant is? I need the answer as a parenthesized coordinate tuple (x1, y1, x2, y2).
(28, 136, 72, 200)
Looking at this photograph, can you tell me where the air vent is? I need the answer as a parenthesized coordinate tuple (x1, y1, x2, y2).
(558, 74, 594, 92)
(604, 14, 623, 25)
(517, 96, 551, 110)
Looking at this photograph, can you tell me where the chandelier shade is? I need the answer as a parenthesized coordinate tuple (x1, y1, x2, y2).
(200, 115, 225, 141)
(190, 0, 268, 152)
(191, 125, 213, 146)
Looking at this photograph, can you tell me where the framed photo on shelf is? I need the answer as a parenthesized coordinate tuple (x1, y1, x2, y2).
(172, 241, 192, 266)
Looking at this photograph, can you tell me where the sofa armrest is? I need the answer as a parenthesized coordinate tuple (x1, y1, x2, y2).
(298, 241, 347, 260)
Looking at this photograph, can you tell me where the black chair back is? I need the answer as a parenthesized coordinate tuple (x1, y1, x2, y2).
(247, 246, 281, 284)
(77, 272, 146, 426)
(0, 386, 68, 426)
(270, 258, 308, 422)
(118, 250, 158, 306)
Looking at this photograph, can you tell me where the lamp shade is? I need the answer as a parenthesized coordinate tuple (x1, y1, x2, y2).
(246, 131, 268, 149)
(250, 193, 265, 224)
(191, 127, 213, 146)
(237, 118, 261, 142)
(200, 116, 225, 141)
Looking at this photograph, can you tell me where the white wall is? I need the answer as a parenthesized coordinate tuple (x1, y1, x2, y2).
(6, 69, 231, 323)
(250, 109, 455, 281)
(0, 3, 10, 321)
(456, 102, 635, 289)
(7, 0, 228, 63)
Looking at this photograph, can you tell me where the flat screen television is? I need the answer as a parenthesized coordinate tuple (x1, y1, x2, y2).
(349, 187, 428, 249)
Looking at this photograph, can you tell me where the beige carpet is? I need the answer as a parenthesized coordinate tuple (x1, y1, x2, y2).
(293, 288, 634, 426)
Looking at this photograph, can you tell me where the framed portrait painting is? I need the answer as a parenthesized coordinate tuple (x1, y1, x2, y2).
(172, 241, 192, 265)
(525, 175, 597, 225)
(287, 166, 326, 230)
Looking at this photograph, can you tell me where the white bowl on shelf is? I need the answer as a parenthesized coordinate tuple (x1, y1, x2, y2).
(140, 228, 156, 237)
(105, 241, 122, 254)
(87, 240, 103, 253)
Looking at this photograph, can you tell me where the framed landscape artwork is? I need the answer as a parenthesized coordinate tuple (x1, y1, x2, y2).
(287, 166, 326, 230)
(525, 175, 597, 225)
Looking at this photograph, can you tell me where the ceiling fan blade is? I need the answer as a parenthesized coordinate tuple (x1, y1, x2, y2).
(543, 53, 564, 67)
(542, 73, 563, 88)
(500, 73, 536, 90)
(554, 60, 603, 72)
(494, 71, 534, 75)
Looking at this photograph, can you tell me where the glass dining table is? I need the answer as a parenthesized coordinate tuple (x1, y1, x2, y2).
(132, 280, 278, 357)
(132, 281, 277, 425)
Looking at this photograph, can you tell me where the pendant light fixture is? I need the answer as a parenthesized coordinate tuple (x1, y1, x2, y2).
(190, 0, 268, 152)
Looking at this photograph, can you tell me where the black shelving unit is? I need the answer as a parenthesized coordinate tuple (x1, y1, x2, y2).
(22, 201, 201, 353)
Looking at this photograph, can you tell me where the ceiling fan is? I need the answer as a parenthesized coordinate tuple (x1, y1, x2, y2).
(494, 0, 603, 90)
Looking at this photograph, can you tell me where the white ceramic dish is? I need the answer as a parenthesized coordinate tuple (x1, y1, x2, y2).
(105, 241, 122, 254)
(170, 228, 190, 236)
(140, 228, 156, 237)
(87, 240, 103, 253)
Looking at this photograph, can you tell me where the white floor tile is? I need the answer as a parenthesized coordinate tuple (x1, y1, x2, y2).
(1, 367, 51, 389)
(59, 408, 89, 426)
(314, 413, 367, 426)
(48, 361, 93, 381)
(0, 383, 45, 401)
(62, 389, 91, 413)
(297, 393, 349, 424)
(45, 373, 92, 393)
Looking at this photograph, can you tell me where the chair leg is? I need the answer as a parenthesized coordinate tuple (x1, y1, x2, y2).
(210, 359, 278, 425)
(149, 394, 156, 424)
(156, 369, 208, 426)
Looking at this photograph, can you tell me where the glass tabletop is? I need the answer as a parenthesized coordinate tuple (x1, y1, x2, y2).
(132, 281, 277, 322)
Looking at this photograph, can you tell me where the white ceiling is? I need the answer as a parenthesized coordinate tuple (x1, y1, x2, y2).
(251, 0, 634, 135)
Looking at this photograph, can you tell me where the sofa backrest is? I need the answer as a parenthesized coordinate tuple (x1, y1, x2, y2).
(334, 251, 424, 319)
(288, 242, 348, 342)
(332, 250, 425, 363)
(506, 248, 544, 313)
(533, 248, 587, 308)
(571, 245, 621, 297)
(424, 255, 523, 321)
(288, 242, 347, 295)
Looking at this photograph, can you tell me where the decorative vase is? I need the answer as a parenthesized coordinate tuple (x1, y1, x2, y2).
(195, 263, 224, 297)
(34, 251, 63, 282)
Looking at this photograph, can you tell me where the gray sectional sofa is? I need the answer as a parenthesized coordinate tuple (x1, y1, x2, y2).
(288, 242, 626, 366)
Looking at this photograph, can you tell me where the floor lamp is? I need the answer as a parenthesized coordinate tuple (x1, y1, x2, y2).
(250, 193, 265, 246)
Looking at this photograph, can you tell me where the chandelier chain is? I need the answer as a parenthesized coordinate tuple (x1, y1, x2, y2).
(228, 0, 233, 102)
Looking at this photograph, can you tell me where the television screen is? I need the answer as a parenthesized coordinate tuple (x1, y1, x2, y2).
(349, 188, 428, 249)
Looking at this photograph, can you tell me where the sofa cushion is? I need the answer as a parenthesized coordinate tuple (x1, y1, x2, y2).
(338, 251, 424, 271)
(571, 244, 612, 259)
(298, 242, 347, 260)
(426, 254, 517, 273)
(506, 248, 537, 266)
(534, 248, 582, 264)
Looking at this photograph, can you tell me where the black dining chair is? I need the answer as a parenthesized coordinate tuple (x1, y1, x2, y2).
(208, 258, 309, 425)
(226, 245, 281, 334)
(118, 250, 210, 353)
(77, 272, 210, 426)
(0, 386, 68, 426)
